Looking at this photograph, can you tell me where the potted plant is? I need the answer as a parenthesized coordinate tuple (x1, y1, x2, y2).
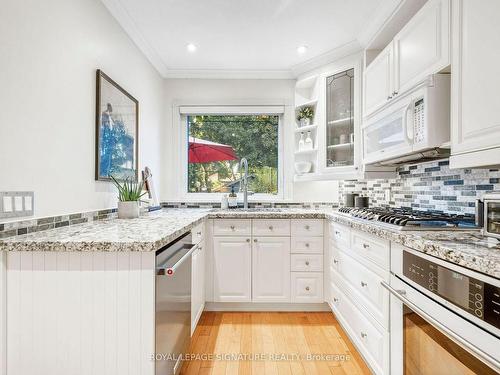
(111, 176, 147, 219)
(297, 106, 314, 127)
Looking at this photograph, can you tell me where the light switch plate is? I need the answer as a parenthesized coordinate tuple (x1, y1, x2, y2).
(0, 191, 34, 219)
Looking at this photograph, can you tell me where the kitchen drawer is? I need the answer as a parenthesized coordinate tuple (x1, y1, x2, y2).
(291, 219, 324, 237)
(329, 222, 350, 250)
(351, 230, 390, 271)
(252, 219, 290, 236)
(291, 272, 323, 303)
(333, 250, 389, 328)
(192, 222, 204, 244)
(291, 254, 323, 272)
(291, 236, 323, 254)
(213, 219, 251, 236)
(329, 279, 386, 375)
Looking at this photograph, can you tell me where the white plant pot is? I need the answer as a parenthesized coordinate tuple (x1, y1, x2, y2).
(118, 201, 140, 219)
(300, 118, 311, 127)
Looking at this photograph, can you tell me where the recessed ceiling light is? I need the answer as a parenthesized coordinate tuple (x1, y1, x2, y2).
(297, 45, 308, 54)
(187, 43, 197, 52)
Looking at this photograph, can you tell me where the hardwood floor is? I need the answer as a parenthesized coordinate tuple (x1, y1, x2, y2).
(181, 312, 372, 375)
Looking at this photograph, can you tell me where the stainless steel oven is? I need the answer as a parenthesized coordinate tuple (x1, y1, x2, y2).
(155, 231, 196, 375)
(383, 244, 500, 375)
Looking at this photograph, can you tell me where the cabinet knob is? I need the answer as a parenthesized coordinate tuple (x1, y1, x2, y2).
(305, 225, 310, 230)
(305, 243, 310, 248)
(197, 231, 202, 235)
(361, 332, 367, 339)
(333, 259, 339, 264)
(269, 225, 274, 230)
(305, 261, 310, 266)
(246, 238, 250, 242)
(361, 281, 367, 287)
(230, 225, 235, 230)
(393, 91, 398, 96)
(305, 286, 310, 291)
(335, 231, 340, 235)
(254, 239, 258, 243)
(363, 243, 370, 249)
(387, 95, 392, 100)
(333, 297, 339, 303)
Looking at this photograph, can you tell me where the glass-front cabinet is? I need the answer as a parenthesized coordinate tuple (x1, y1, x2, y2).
(325, 68, 355, 168)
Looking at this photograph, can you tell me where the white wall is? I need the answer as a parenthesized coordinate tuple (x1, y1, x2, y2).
(0, 0, 165, 219)
(162, 78, 339, 202)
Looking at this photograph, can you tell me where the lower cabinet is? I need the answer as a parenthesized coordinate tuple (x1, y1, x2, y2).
(291, 272, 324, 303)
(191, 243, 205, 334)
(213, 236, 252, 302)
(252, 236, 291, 302)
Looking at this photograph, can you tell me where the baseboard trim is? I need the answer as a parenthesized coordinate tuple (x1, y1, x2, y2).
(204, 302, 330, 312)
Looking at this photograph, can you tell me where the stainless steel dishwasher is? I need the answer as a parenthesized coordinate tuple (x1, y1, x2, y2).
(155, 231, 195, 375)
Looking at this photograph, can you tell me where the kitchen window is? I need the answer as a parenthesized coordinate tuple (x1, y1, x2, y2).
(178, 106, 284, 200)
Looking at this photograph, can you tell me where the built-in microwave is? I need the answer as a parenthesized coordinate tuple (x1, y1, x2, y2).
(482, 192, 500, 240)
(362, 74, 451, 166)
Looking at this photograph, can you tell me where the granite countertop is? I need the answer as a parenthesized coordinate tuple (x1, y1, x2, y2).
(0, 207, 498, 278)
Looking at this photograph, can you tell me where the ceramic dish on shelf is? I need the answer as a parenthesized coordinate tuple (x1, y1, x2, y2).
(294, 161, 312, 175)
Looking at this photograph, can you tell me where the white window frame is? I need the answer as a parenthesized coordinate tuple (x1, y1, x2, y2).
(175, 104, 287, 202)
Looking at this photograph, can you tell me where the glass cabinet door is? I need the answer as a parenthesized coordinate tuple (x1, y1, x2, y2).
(326, 68, 354, 168)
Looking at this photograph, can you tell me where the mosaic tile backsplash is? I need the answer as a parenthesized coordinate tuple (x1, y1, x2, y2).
(339, 159, 500, 214)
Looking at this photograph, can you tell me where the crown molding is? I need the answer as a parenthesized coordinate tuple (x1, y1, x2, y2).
(356, 0, 403, 48)
(100, 0, 169, 77)
(290, 40, 362, 77)
(163, 69, 294, 80)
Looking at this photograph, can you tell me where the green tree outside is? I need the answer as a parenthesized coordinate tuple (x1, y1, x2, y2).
(188, 115, 279, 194)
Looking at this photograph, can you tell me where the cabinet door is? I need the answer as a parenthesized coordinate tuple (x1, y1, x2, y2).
(393, 0, 450, 94)
(364, 44, 393, 117)
(451, 0, 500, 158)
(252, 237, 290, 302)
(213, 237, 251, 302)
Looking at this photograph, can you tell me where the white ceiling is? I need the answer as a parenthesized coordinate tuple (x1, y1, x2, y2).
(102, 0, 401, 78)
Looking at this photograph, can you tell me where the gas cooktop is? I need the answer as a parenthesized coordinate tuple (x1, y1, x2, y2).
(337, 207, 480, 231)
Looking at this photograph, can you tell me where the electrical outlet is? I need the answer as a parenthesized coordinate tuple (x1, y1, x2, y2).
(0, 191, 34, 218)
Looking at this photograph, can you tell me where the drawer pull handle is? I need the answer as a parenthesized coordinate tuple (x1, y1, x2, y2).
(230, 225, 235, 231)
(246, 238, 250, 242)
(305, 261, 310, 266)
(335, 231, 340, 235)
(361, 332, 367, 339)
(305, 243, 310, 248)
(333, 297, 339, 303)
(305, 286, 310, 291)
(361, 281, 367, 287)
(363, 243, 370, 249)
(269, 225, 274, 230)
(305, 225, 310, 230)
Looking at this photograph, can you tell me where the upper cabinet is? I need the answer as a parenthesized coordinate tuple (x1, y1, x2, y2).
(450, 0, 500, 168)
(364, 0, 450, 119)
(364, 44, 394, 116)
(393, 0, 450, 95)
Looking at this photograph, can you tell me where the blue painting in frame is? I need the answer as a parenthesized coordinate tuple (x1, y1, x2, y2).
(95, 69, 138, 181)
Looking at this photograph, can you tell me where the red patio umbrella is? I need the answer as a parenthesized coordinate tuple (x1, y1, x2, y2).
(188, 137, 238, 163)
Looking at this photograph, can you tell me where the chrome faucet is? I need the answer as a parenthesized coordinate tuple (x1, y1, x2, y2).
(239, 158, 249, 210)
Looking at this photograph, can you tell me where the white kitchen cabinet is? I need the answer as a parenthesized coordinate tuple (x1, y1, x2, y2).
(450, 0, 500, 168)
(393, 0, 450, 95)
(364, 0, 450, 119)
(191, 243, 205, 334)
(252, 237, 290, 302)
(364, 43, 394, 117)
(291, 272, 324, 303)
(213, 237, 252, 302)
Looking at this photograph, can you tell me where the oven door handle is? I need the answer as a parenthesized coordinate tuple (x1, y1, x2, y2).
(381, 281, 500, 373)
(156, 243, 197, 275)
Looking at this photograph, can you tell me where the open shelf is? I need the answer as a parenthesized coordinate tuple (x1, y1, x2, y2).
(294, 148, 317, 155)
(294, 124, 317, 133)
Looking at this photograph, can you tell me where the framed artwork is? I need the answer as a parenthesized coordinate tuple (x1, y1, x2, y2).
(95, 69, 138, 181)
